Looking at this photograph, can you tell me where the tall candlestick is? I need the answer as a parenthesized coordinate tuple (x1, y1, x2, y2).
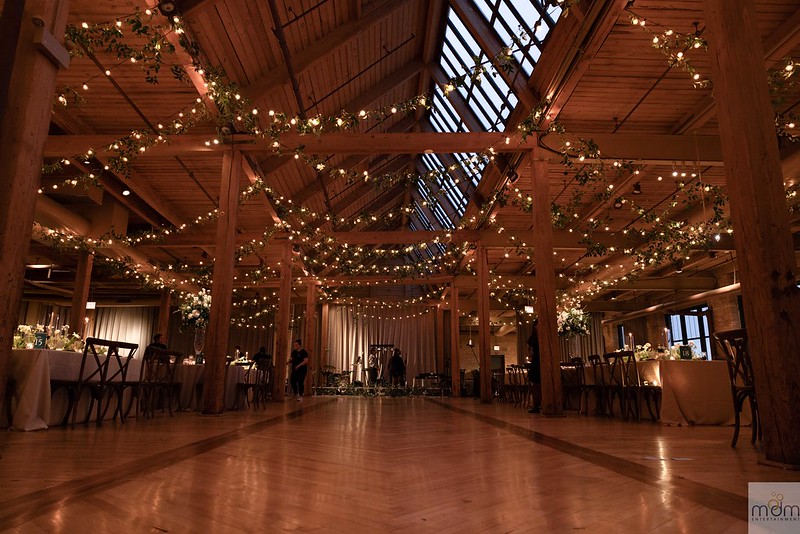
(628, 332, 634, 350)
(49, 312, 55, 329)
(663, 327, 669, 348)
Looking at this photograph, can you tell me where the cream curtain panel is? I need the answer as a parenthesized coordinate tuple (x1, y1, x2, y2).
(325, 305, 436, 381)
(92, 306, 157, 354)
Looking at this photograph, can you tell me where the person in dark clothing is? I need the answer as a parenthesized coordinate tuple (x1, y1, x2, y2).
(527, 319, 541, 413)
(252, 346, 270, 366)
(289, 339, 309, 400)
(388, 348, 405, 386)
(366, 346, 379, 385)
(148, 333, 167, 350)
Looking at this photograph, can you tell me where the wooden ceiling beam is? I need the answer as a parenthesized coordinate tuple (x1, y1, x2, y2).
(45, 131, 725, 162)
(148, 227, 630, 249)
(44, 131, 537, 157)
(291, 117, 416, 205)
(531, 0, 630, 131)
(243, 0, 416, 102)
(343, 60, 425, 114)
(670, 5, 800, 135)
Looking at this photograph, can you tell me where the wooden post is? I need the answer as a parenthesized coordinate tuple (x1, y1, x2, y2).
(477, 243, 492, 403)
(0, 0, 69, 410)
(530, 149, 563, 416)
(704, 0, 800, 467)
(304, 283, 317, 396)
(272, 241, 292, 401)
(157, 289, 171, 342)
(320, 301, 329, 371)
(449, 287, 461, 397)
(68, 252, 93, 336)
(202, 150, 242, 414)
(435, 305, 445, 374)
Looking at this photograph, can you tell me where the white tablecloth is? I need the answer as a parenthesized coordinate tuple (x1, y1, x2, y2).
(582, 359, 751, 426)
(4, 349, 143, 431)
(174, 364, 245, 411)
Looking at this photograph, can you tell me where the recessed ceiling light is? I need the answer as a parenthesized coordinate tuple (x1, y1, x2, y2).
(122, 189, 131, 196)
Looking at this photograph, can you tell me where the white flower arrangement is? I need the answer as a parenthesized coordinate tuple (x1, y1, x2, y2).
(181, 289, 211, 330)
(557, 308, 590, 337)
(13, 324, 45, 348)
(635, 342, 654, 361)
(13, 324, 84, 351)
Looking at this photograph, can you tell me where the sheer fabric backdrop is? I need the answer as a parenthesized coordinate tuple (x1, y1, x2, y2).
(325, 306, 436, 381)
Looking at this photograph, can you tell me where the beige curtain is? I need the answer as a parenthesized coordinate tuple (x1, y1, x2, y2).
(325, 305, 436, 381)
(92, 306, 157, 355)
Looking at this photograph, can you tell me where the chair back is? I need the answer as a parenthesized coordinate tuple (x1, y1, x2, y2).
(142, 346, 179, 385)
(104, 339, 139, 385)
(569, 357, 585, 388)
(603, 351, 633, 388)
(714, 329, 756, 391)
(239, 361, 257, 384)
(587, 354, 604, 386)
(619, 351, 643, 387)
(78, 337, 139, 387)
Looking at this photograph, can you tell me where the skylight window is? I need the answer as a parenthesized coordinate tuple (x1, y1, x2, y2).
(472, 0, 561, 76)
(439, 10, 514, 132)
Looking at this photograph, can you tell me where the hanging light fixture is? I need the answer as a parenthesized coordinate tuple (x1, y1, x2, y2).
(632, 182, 642, 195)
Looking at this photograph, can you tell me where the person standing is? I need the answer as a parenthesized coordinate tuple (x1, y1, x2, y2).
(388, 348, 405, 386)
(527, 319, 541, 413)
(289, 339, 309, 401)
(366, 346, 379, 385)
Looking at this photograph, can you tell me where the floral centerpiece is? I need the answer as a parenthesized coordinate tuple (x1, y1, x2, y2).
(635, 343, 654, 361)
(13, 324, 44, 348)
(557, 308, 590, 337)
(181, 289, 211, 330)
(668, 341, 707, 360)
(13, 324, 84, 351)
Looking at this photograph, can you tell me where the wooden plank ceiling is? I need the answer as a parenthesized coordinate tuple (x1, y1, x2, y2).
(25, 0, 800, 326)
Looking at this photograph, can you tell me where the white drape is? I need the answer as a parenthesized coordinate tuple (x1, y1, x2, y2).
(91, 306, 157, 356)
(325, 306, 436, 381)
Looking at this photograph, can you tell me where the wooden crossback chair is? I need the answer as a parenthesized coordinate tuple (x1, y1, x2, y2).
(140, 347, 182, 418)
(602, 352, 628, 418)
(714, 329, 760, 447)
(51, 337, 138, 427)
(585, 354, 607, 416)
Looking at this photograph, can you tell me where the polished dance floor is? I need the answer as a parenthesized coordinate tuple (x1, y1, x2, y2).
(0, 397, 798, 532)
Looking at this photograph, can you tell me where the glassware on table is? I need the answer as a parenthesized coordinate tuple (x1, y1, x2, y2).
(193, 328, 205, 360)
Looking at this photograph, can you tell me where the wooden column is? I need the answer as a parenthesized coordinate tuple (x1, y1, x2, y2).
(0, 0, 69, 409)
(157, 289, 171, 341)
(704, 0, 800, 467)
(303, 284, 317, 396)
(68, 252, 93, 337)
(449, 287, 461, 397)
(272, 242, 292, 401)
(435, 306, 445, 374)
(477, 243, 492, 403)
(202, 150, 242, 414)
(530, 150, 563, 416)
(320, 301, 329, 369)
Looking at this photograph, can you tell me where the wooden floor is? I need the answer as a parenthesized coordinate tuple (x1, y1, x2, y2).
(1, 398, 798, 533)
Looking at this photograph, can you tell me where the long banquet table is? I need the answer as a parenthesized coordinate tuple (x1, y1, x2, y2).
(581, 359, 751, 426)
(4, 348, 143, 431)
(3, 349, 246, 431)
